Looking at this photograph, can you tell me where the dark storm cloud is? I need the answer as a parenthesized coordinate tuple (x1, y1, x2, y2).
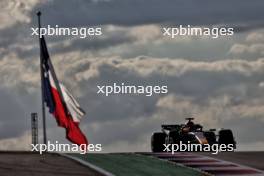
(30, 0, 264, 29)
(2, 0, 264, 60)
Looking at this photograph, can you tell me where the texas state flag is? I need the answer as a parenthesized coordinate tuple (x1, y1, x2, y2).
(40, 35, 88, 146)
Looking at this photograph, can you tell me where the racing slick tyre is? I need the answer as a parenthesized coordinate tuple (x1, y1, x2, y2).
(151, 132, 166, 152)
(204, 131, 217, 144)
(218, 129, 236, 148)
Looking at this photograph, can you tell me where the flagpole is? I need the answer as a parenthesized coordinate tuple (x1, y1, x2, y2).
(37, 11, 47, 145)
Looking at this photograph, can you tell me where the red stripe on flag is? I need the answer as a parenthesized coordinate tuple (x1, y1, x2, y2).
(51, 87, 88, 145)
(67, 121, 88, 146)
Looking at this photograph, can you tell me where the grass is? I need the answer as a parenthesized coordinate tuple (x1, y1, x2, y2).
(70, 153, 205, 176)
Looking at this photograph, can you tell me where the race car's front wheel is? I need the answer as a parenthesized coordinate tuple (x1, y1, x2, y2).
(151, 132, 166, 152)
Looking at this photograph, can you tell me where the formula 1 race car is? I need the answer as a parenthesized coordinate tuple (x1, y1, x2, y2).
(151, 118, 236, 152)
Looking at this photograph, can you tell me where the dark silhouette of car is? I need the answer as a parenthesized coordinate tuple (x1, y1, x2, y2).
(151, 118, 236, 152)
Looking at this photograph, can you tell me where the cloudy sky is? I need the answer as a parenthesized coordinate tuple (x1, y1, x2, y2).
(0, 0, 264, 152)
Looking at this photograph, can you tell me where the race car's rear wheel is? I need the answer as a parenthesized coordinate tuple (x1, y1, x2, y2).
(151, 132, 166, 152)
(218, 129, 236, 148)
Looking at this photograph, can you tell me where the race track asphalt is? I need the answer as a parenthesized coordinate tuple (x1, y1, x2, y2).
(0, 152, 103, 176)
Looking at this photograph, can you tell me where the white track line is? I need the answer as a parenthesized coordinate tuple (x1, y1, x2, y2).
(57, 153, 115, 176)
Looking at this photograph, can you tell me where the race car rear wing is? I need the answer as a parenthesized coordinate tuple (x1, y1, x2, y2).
(161, 124, 182, 131)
